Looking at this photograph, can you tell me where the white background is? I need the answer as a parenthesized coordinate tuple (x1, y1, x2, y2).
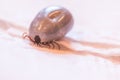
(0, 0, 120, 80)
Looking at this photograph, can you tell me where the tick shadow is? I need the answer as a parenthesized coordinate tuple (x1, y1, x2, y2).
(33, 36, 120, 64)
(63, 37, 120, 49)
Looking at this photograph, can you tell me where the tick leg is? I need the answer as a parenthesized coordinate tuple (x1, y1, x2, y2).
(40, 42, 51, 48)
(43, 43, 51, 48)
(38, 43, 42, 47)
(22, 32, 34, 43)
(52, 41, 60, 50)
(50, 42, 55, 49)
(22, 32, 28, 39)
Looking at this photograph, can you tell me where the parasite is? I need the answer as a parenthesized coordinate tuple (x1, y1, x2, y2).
(23, 6, 74, 49)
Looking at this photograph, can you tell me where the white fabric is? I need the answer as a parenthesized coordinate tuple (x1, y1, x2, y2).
(0, 0, 120, 80)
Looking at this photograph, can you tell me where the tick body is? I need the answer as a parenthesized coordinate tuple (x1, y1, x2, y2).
(23, 6, 74, 49)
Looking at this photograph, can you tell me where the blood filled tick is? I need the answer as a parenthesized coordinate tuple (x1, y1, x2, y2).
(23, 6, 74, 49)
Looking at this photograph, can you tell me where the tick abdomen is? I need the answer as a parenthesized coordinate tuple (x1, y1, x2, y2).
(29, 6, 74, 43)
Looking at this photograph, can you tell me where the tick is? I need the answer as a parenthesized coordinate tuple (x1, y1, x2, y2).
(23, 6, 74, 49)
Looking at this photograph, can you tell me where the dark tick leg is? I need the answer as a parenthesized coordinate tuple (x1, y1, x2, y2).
(52, 41, 60, 50)
(46, 44, 51, 48)
(23, 33, 60, 49)
(45, 42, 51, 48)
(41, 42, 51, 48)
(50, 42, 55, 49)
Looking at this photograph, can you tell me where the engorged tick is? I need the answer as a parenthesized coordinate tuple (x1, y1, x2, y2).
(22, 6, 74, 49)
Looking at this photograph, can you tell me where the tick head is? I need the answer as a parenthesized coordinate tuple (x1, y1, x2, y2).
(34, 35, 41, 44)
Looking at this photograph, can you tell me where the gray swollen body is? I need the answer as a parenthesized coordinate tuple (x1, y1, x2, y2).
(29, 6, 74, 43)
